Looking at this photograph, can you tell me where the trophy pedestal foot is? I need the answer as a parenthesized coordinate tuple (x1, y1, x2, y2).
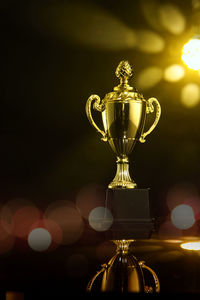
(108, 180, 137, 189)
(109, 157, 136, 189)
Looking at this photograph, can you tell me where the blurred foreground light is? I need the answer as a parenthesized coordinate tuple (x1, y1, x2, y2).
(28, 228, 52, 252)
(164, 64, 185, 82)
(159, 3, 185, 35)
(6, 291, 24, 300)
(12, 206, 41, 238)
(31, 218, 63, 251)
(166, 183, 200, 211)
(140, 0, 161, 31)
(45, 200, 84, 245)
(180, 241, 200, 251)
(181, 83, 200, 108)
(136, 66, 163, 90)
(88, 207, 113, 232)
(0, 220, 15, 254)
(31, 2, 136, 50)
(171, 204, 195, 229)
(182, 38, 200, 70)
(76, 184, 105, 219)
(135, 30, 165, 53)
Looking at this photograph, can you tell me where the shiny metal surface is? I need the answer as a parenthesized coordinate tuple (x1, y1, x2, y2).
(87, 239, 160, 293)
(86, 60, 161, 189)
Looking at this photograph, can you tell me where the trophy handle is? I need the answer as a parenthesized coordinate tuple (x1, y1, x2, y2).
(139, 97, 161, 143)
(86, 264, 108, 292)
(86, 95, 107, 142)
(139, 261, 160, 293)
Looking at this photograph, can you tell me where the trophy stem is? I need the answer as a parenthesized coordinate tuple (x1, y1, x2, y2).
(112, 239, 135, 254)
(108, 156, 137, 189)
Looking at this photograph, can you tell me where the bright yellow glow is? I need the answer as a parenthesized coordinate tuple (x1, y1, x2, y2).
(136, 30, 165, 53)
(182, 38, 200, 70)
(159, 4, 185, 35)
(181, 83, 200, 108)
(180, 241, 200, 251)
(136, 66, 163, 90)
(164, 64, 185, 82)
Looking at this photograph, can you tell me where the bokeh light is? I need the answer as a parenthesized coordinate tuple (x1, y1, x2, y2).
(28, 228, 52, 252)
(0, 199, 42, 237)
(0, 198, 34, 230)
(135, 30, 165, 53)
(166, 183, 200, 211)
(181, 241, 200, 251)
(140, 0, 161, 31)
(31, 2, 136, 50)
(182, 38, 200, 70)
(76, 184, 105, 219)
(164, 64, 185, 82)
(159, 3, 185, 35)
(30, 218, 63, 251)
(181, 83, 200, 107)
(45, 200, 84, 245)
(6, 291, 24, 300)
(136, 66, 163, 90)
(171, 204, 195, 230)
(12, 206, 42, 238)
(0, 220, 15, 254)
(88, 206, 113, 232)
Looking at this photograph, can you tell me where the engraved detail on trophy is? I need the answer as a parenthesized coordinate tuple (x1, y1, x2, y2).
(86, 60, 161, 189)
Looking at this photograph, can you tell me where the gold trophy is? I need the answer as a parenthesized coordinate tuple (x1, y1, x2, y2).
(86, 60, 161, 189)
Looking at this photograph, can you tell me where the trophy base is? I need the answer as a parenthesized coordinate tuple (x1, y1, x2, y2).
(105, 188, 154, 239)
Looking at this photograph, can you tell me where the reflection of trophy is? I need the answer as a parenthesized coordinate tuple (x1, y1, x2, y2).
(87, 240, 160, 293)
(86, 60, 161, 189)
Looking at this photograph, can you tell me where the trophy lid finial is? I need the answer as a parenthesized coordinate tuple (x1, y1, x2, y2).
(114, 60, 133, 91)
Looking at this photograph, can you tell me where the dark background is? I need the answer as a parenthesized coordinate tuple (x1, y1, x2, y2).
(1, 0, 200, 296)
(1, 0, 199, 211)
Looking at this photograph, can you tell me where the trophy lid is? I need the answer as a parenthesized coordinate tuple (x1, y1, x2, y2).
(114, 60, 134, 92)
(104, 60, 145, 102)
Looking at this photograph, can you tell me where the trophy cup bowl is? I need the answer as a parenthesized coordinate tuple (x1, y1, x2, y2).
(86, 61, 161, 189)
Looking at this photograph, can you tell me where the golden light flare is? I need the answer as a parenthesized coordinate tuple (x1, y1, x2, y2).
(181, 83, 200, 108)
(135, 30, 165, 53)
(159, 3, 185, 35)
(180, 241, 200, 251)
(31, 2, 136, 50)
(141, 0, 186, 35)
(164, 64, 185, 82)
(136, 66, 163, 90)
(182, 38, 200, 70)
